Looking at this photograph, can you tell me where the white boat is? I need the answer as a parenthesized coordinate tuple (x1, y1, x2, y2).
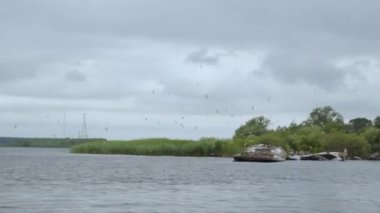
(288, 152, 344, 161)
(233, 144, 287, 162)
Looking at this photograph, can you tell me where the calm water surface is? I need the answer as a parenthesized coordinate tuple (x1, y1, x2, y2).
(1, 147, 379, 213)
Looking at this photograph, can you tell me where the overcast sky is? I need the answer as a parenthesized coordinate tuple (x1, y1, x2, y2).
(1, 0, 380, 140)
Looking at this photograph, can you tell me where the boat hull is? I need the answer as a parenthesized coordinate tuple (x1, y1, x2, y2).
(295, 152, 343, 161)
(233, 155, 285, 162)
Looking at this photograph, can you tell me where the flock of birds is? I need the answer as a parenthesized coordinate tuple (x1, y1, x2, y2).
(145, 80, 262, 132)
(11, 64, 281, 138)
(11, 83, 270, 138)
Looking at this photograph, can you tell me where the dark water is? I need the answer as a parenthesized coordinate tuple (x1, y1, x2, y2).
(1, 148, 380, 213)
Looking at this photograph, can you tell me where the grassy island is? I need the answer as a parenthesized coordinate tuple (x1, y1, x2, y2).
(70, 138, 240, 157)
(71, 106, 380, 159)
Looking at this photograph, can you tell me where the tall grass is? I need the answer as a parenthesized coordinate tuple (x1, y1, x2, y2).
(71, 138, 241, 157)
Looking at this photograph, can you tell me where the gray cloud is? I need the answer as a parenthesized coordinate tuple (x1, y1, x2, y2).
(186, 48, 220, 65)
(1, 0, 380, 139)
(65, 70, 86, 82)
(264, 53, 345, 90)
(0, 63, 37, 82)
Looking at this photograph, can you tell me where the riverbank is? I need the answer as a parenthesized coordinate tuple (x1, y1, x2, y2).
(70, 138, 241, 157)
(2, 136, 378, 160)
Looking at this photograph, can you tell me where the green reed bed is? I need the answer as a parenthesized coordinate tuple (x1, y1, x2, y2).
(70, 138, 241, 157)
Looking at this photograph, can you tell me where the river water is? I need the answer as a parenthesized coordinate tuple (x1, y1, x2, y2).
(0, 147, 379, 213)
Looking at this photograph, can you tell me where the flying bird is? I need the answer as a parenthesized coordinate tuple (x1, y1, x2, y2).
(267, 96, 272, 102)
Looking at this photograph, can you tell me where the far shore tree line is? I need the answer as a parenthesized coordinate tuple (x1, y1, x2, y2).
(233, 106, 380, 158)
(3, 105, 380, 159)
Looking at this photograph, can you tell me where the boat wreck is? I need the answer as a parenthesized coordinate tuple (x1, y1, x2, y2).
(288, 152, 345, 161)
(233, 144, 287, 162)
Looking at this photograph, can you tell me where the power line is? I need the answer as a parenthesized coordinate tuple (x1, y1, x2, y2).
(80, 113, 88, 138)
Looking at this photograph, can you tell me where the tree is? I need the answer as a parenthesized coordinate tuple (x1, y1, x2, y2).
(324, 132, 370, 158)
(234, 116, 270, 139)
(349, 117, 372, 133)
(293, 126, 325, 153)
(305, 106, 344, 132)
(361, 128, 380, 152)
(374, 116, 380, 129)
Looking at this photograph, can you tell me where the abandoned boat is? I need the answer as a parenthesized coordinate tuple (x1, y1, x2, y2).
(288, 152, 345, 161)
(233, 144, 287, 162)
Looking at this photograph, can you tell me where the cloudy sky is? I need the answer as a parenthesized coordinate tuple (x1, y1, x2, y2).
(1, 0, 380, 140)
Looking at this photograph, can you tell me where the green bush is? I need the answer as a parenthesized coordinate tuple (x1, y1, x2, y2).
(323, 132, 370, 158)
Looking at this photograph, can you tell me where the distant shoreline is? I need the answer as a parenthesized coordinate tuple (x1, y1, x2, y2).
(0, 137, 106, 148)
(2, 135, 380, 160)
